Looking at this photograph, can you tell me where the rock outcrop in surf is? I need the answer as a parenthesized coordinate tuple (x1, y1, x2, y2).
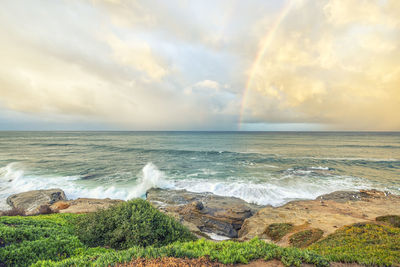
(146, 188, 262, 238)
(6, 188, 66, 215)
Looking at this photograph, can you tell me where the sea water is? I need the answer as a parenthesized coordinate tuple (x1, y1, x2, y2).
(0, 131, 399, 210)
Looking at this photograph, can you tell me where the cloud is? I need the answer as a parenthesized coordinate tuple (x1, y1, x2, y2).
(106, 33, 169, 80)
(0, 0, 241, 130)
(193, 80, 221, 90)
(242, 0, 400, 130)
(0, 0, 399, 130)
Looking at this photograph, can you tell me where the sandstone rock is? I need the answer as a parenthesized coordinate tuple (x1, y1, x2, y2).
(146, 188, 261, 238)
(238, 190, 400, 246)
(6, 189, 66, 215)
(51, 201, 70, 210)
(52, 198, 123, 214)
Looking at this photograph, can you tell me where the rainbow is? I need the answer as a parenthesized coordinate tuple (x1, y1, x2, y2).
(238, 0, 294, 130)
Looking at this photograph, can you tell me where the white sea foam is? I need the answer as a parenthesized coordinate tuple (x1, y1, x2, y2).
(0, 162, 170, 210)
(126, 162, 171, 199)
(309, 166, 330, 170)
(0, 162, 80, 210)
(207, 233, 230, 240)
(172, 174, 371, 206)
(0, 162, 384, 210)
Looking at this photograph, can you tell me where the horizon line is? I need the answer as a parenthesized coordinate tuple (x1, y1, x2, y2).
(0, 130, 399, 133)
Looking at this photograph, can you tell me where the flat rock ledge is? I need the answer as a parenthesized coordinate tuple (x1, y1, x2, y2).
(146, 188, 262, 238)
(238, 189, 400, 246)
(51, 198, 123, 213)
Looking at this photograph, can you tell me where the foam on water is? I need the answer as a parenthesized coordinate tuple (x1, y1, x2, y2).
(172, 174, 370, 206)
(0, 162, 79, 210)
(0, 162, 170, 210)
(0, 162, 384, 210)
(126, 162, 172, 199)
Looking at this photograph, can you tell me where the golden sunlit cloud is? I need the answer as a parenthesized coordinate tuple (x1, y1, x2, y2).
(242, 0, 400, 130)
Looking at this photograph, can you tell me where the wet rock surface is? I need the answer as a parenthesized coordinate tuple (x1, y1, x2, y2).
(6, 189, 66, 215)
(146, 188, 262, 238)
(238, 189, 400, 246)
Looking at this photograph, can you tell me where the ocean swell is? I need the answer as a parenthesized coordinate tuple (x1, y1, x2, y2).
(0, 162, 378, 210)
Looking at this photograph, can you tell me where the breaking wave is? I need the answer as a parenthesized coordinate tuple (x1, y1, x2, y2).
(0, 162, 390, 209)
(0, 162, 170, 210)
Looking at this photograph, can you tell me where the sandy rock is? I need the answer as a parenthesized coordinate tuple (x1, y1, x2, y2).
(6, 189, 66, 215)
(51, 201, 70, 210)
(238, 189, 400, 246)
(52, 198, 123, 213)
(146, 188, 261, 238)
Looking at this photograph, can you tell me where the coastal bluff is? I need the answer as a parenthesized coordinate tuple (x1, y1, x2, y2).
(1, 188, 399, 246)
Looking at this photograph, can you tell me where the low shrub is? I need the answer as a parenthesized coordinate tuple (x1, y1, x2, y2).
(0, 213, 82, 267)
(0, 208, 26, 216)
(289, 228, 323, 248)
(74, 199, 196, 249)
(309, 223, 400, 266)
(264, 223, 293, 241)
(376, 214, 400, 228)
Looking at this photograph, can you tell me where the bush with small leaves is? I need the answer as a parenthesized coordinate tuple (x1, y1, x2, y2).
(375, 214, 400, 228)
(74, 199, 196, 249)
(264, 223, 294, 241)
(0, 213, 82, 267)
(289, 228, 323, 248)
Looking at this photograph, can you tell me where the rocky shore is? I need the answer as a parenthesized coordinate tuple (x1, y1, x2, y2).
(2, 187, 399, 246)
(146, 188, 262, 238)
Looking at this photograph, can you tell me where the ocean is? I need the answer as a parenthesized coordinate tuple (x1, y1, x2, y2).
(0, 131, 399, 210)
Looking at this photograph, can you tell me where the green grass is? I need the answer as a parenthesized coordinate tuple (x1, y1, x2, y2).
(309, 222, 400, 266)
(33, 238, 329, 267)
(289, 228, 323, 248)
(264, 223, 294, 241)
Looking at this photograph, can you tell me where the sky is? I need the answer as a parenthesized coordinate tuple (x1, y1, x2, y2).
(0, 0, 399, 131)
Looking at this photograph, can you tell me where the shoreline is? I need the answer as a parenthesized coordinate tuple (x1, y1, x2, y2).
(2, 187, 399, 243)
(1, 187, 400, 266)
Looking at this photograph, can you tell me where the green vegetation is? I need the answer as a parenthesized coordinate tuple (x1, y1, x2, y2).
(74, 199, 196, 249)
(0, 213, 83, 267)
(34, 238, 329, 267)
(264, 223, 293, 241)
(0, 211, 328, 267)
(309, 223, 400, 266)
(376, 214, 400, 228)
(289, 228, 323, 248)
(1, 203, 399, 267)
